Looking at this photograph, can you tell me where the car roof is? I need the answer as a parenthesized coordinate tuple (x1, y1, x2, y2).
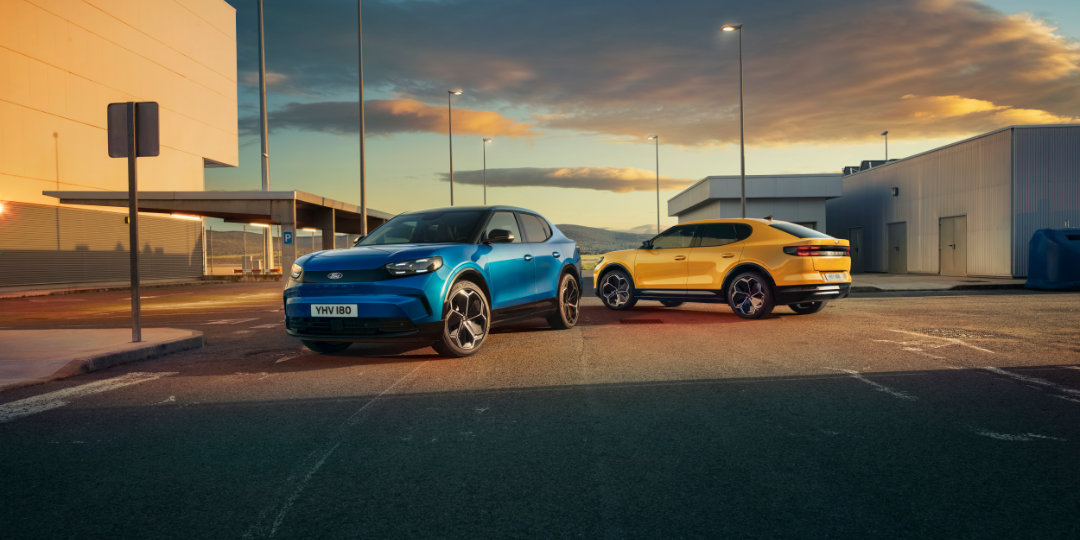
(676, 217, 792, 226)
(400, 205, 541, 215)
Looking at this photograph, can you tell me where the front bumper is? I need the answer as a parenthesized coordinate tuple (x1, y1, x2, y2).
(774, 283, 850, 304)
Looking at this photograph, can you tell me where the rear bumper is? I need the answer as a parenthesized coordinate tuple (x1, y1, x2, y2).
(774, 283, 850, 304)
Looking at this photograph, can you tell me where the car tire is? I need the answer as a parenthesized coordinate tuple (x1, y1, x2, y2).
(789, 301, 826, 314)
(301, 340, 351, 354)
(598, 269, 637, 311)
(727, 271, 774, 319)
(660, 300, 684, 307)
(547, 273, 581, 329)
(433, 280, 491, 357)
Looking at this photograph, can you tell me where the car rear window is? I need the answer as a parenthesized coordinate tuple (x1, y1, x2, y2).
(769, 222, 833, 239)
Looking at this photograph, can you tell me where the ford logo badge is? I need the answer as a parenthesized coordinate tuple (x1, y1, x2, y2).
(327, 272, 343, 280)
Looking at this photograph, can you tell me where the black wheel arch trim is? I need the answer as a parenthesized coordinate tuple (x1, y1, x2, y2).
(594, 263, 634, 296)
(720, 263, 776, 302)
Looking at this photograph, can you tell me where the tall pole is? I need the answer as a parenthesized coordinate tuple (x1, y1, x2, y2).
(882, 130, 889, 160)
(358, 0, 368, 235)
(448, 90, 461, 205)
(649, 134, 660, 234)
(482, 137, 492, 205)
(257, 0, 274, 269)
(736, 26, 746, 219)
(126, 102, 141, 343)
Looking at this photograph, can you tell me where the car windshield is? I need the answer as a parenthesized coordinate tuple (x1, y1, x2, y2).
(358, 210, 487, 246)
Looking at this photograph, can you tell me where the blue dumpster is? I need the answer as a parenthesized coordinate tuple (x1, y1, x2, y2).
(1026, 228, 1080, 290)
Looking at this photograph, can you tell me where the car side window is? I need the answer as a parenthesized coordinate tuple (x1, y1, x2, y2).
(651, 226, 696, 249)
(484, 211, 522, 243)
(735, 224, 753, 240)
(518, 213, 552, 243)
(697, 223, 738, 247)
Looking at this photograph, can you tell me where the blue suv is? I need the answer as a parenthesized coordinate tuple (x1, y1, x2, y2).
(284, 206, 582, 356)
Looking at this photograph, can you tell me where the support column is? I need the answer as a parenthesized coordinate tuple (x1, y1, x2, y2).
(273, 200, 298, 276)
(316, 207, 336, 250)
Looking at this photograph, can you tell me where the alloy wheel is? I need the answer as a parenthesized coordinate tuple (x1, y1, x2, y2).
(600, 272, 631, 308)
(445, 287, 488, 350)
(731, 275, 767, 316)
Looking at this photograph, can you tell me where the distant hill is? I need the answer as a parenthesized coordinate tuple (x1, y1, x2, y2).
(621, 224, 659, 235)
(555, 224, 651, 254)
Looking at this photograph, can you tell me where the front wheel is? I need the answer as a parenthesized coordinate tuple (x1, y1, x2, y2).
(598, 269, 637, 311)
(727, 271, 774, 319)
(547, 273, 581, 329)
(789, 301, 826, 314)
(433, 280, 491, 357)
(302, 340, 351, 354)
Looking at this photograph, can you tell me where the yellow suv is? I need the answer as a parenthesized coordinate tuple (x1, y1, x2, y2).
(593, 219, 851, 319)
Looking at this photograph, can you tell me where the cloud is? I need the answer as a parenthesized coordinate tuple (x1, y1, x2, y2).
(242, 99, 538, 136)
(442, 167, 693, 193)
(231, 0, 1080, 145)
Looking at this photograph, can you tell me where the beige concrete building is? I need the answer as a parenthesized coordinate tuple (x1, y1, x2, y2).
(0, 0, 238, 286)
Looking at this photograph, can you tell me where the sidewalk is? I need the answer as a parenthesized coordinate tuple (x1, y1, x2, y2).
(849, 273, 1026, 292)
(0, 328, 204, 392)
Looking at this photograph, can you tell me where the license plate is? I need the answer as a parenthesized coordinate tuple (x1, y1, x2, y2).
(311, 304, 358, 317)
(823, 272, 846, 282)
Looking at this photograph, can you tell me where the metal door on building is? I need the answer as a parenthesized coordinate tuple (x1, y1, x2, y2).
(848, 227, 864, 273)
(939, 215, 968, 276)
(887, 222, 907, 274)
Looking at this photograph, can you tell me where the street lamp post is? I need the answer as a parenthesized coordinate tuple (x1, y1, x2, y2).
(448, 90, 463, 206)
(357, 0, 368, 236)
(482, 137, 493, 205)
(648, 134, 660, 234)
(881, 130, 889, 160)
(721, 23, 745, 218)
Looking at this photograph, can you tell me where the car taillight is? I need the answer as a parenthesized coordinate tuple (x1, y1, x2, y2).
(783, 245, 850, 257)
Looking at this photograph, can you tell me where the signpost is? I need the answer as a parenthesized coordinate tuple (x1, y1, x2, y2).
(107, 102, 159, 343)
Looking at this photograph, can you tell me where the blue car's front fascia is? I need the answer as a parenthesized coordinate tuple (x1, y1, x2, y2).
(284, 245, 477, 331)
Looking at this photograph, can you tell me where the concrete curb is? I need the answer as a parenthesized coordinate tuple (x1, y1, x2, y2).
(851, 283, 1027, 293)
(2, 331, 205, 393)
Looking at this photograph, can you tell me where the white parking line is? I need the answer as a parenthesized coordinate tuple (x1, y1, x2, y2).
(827, 368, 918, 401)
(972, 428, 1066, 442)
(0, 372, 178, 423)
(983, 367, 1080, 400)
(207, 318, 258, 325)
(251, 323, 280, 329)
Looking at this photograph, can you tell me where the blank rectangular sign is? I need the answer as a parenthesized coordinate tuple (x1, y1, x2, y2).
(107, 102, 160, 158)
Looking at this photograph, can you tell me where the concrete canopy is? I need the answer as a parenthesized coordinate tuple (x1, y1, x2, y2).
(42, 190, 392, 274)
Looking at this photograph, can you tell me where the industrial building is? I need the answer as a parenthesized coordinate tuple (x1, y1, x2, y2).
(826, 125, 1080, 277)
(668, 174, 843, 231)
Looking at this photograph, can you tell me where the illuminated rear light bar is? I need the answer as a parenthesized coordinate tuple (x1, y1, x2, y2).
(783, 245, 850, 257)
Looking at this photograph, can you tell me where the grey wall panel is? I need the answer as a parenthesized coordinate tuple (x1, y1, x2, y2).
(828, 129, 1013, 276)
(1011, 126, 1080, 277)
(0, 202, 203, 286)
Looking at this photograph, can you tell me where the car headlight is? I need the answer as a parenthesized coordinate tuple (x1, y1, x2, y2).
(290, 263, 303, 279)
(386, 256, 443, 277)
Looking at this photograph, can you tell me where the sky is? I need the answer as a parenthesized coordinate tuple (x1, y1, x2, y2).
(206, 0, 1080, 232)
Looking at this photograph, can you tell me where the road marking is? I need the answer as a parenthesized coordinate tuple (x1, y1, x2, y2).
(983, 367, 1080, 398)
(274, 354, 303, 364)
(0, 372, 178, 423)
(207, 318, 258, 325)
(233, 330, 253, 336)
(1063, 366, 1080, 372)
(244, 363, 426, 538)
(972, 429, 1066, 442)
(889, 329, 995, 354)
(251, 323, 280, 329)
(827, 368, 918, 401)
(154, 396, 177, 405)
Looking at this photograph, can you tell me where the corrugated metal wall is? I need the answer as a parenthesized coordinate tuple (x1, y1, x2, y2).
(0, 201, 204, 286)
(1011, 126, 1080, 277)
(827, 129, 1014, 276)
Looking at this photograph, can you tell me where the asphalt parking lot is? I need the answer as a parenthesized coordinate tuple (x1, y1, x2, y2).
(1, 282, 1078, 538)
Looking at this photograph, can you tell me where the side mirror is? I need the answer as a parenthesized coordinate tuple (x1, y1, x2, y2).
(486, 229, 514, 244)
(641, 240, 653, 250)
(352, 235, 365, 247)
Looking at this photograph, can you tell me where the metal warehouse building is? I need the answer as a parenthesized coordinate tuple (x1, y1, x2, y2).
(826, 125, 1080, 277)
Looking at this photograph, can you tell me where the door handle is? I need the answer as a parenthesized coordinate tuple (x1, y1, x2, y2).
(552, 251, 561, 258)
(948, 244, 955, 249)
(524, 254, 533, 261)
(673, 255, 686, 261)
(721, 253, 735, 258)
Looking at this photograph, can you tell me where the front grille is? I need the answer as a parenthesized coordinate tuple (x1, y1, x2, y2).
(287, 317, 417, 336)
(301, 269, 390, 283)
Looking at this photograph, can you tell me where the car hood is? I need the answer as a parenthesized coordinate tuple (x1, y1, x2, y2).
(299, 244, 451, 271)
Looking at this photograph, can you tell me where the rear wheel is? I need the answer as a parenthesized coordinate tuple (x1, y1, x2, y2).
(433, 280, 491, 357)
(789, 301, 826, 314)
(547, 273, 581, 329)
(727, 271, 774, 319)
(660, 300, 684, 307)
(598, 269, 637, 311)
(302, 340, 351, 354)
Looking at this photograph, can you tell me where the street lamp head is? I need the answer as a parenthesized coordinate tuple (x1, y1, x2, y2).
(647, 134, 658, 140)
(483, 137, 493, 143)
(449, 90, 463, 95)
(881, 130, 888, 136)
(721, 24, 742, 31)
